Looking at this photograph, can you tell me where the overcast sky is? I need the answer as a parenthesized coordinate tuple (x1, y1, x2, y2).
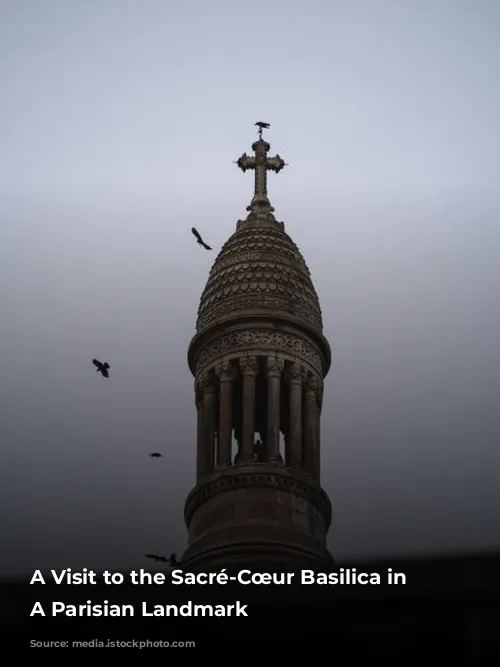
(1, 0, 499, 577)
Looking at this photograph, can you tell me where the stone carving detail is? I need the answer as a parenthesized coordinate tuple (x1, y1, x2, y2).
(196, 329, 324, 377)
(284, 361, 307, 385)
(195, 369, 216, 395)
(203, 296, 320, 330)
(196, 372, 208, 393)
(196, 226, 323, 332)
(200, 294, 320, 331)
(207, 229, 312, 272)
(304, 372, 320, 394)
(214, 251, 302, 274)
(265, 355, 285, 378)
(239, 355, 258, 377)
(184, 471, 332, 528)
(214, 359, 236, 382)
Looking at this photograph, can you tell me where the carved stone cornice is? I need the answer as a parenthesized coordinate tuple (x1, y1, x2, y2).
(184, 470, 332, 529)
(195, 328, 325, 379)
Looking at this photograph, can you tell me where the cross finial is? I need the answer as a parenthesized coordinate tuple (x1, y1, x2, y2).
(235, 123, 287, 227)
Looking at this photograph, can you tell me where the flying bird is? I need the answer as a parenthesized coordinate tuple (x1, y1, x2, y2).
(255, 121, 270, 130)
(92, 359, 110, 378)
(144, 554, 169, 563)
(144, 553, 178, 567)
(191, 227, 212, 250)
(149, 452, 163, 458)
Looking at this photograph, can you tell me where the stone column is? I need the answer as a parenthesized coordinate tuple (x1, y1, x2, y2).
(216, 360, 235, 468)
(303, 373, 318, 477)
(195, 389, 205, 481)
(202, 371, 216, 476)
(266, 355, 285, 463)
(239, 355, 258, 463)
(286, 362, 304, 467)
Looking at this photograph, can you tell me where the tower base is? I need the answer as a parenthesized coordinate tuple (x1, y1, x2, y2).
(181, 464, 333, 572)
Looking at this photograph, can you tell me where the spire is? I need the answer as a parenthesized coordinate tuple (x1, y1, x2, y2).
(235, 122, 287, 227)
(182, 125, 333, 573)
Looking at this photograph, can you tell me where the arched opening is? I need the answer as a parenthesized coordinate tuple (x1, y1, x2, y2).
(231, 369, 243, 464)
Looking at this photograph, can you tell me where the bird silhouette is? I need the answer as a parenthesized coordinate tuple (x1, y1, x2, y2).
(92, 359, 110, 378)
(144, 553, 178, 567)
(144, 554, 169, 563)
(191, 227, 212, 250)
(255, 121, 270, 130)
(149, 452, 163, 458)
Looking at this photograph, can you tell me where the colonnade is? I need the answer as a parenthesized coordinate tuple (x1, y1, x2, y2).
(195, 355, 322, 482)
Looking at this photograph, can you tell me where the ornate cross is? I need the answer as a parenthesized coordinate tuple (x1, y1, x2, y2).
(235, 124, 287, 224)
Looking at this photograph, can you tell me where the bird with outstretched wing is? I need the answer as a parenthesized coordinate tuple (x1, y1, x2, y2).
(144, 554, 169, 563)
(191, 227, 212, 250)
(92, 359, 110, 378)
(144, 553, 178, 567)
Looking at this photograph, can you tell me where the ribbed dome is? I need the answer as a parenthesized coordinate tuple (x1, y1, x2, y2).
(196, 223, 323, 333)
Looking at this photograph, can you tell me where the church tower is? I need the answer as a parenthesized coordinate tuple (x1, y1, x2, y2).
(182, 125, 333, 571)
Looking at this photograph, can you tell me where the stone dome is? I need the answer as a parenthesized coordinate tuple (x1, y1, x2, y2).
(196, 223, 323, 334)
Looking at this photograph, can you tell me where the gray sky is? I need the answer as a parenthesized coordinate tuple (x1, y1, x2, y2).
(1, 0, 499, 577)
